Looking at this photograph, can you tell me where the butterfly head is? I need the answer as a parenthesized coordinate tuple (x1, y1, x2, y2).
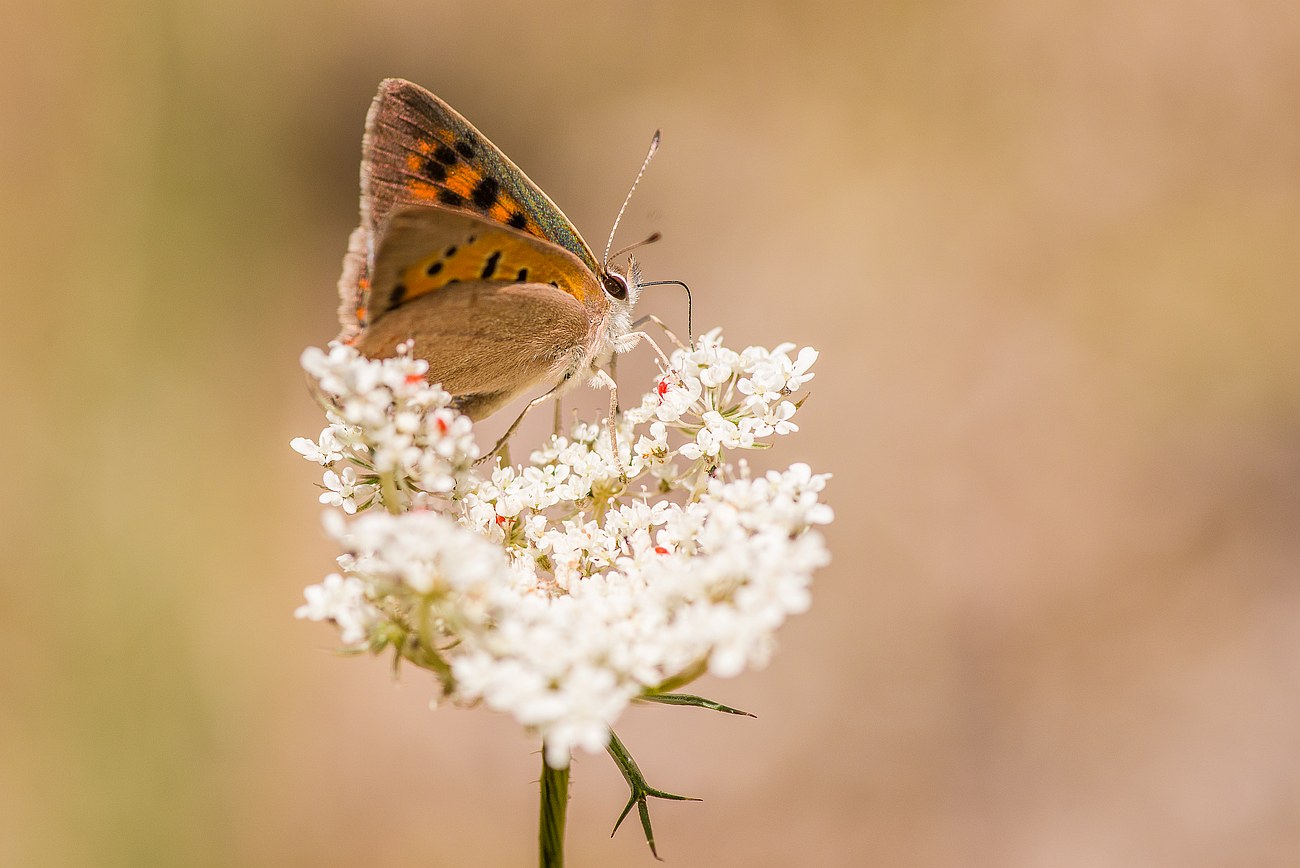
(599, 229, 657, 323)
(596, 259, 642, 353)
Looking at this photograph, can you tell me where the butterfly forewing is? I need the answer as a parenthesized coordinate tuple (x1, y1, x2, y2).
(368, 208, 602, 318)
(361, 79, 600, 274)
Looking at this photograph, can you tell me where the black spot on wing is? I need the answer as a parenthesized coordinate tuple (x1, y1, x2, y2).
(445, 245, 457, 257)
(438, 189, 466, 207)
(471, 177, 500, 210)
(388, 283, 407, 311)
(481, 251, 501, 279)
(426, 261, 443, 276)
(433, 143, 458, 166)
(455, 139, 475, 159)
(422, 157, 448, 183)
(516, 267, 529, 281)
(507, 210, 527, 229)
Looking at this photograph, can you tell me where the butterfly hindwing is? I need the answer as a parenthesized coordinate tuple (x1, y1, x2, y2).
(361, 79, 600, 274)
(357, 277, 589, 421)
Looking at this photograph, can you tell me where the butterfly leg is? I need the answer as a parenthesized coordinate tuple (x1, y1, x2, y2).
(476, 378, 568, 466)
(616, 331, 676, 371)
(631, 314, 688, 351)
(608, 352, 620, 409)
(553, 395, 563, 437)
(590, 367, 627, 480)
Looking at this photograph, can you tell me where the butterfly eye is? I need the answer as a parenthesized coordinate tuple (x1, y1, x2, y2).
(601, 272, 629, 301)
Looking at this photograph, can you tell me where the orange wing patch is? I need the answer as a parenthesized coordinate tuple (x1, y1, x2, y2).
(399, 132, 541, 236)
(390, 232, 587, 313)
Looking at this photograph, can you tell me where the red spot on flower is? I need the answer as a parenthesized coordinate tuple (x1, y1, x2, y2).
(656, 377, 670, 402)
(404, 373, 423, 385)
(654, 546, 669, 555)
(495, 515, 509, 526)
(435, 417, 448, 434)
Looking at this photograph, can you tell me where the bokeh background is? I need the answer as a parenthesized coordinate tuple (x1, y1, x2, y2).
(5, 1, 1299, 865)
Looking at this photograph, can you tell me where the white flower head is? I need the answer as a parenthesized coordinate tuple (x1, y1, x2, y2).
(295, 328, 828, 767)
(297, 342, 480, 514)
(295, 573, 380, 646)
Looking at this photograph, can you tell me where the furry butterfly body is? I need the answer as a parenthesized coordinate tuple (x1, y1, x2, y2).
(337, 79, 642, 421)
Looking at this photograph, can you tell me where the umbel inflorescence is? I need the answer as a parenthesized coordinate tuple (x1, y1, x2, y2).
(294, 328, 832, 769)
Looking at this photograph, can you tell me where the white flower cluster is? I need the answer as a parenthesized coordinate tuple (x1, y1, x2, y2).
(624, 327, 818, 463)
(295, 330, 832, 767)
(292, 342, 479, 513)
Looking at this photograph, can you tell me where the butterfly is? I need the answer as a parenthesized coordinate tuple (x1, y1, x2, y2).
(336, 78, 666, 450)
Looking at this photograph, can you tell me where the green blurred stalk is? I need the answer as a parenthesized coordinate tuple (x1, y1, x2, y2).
(539, 746, 568, 868)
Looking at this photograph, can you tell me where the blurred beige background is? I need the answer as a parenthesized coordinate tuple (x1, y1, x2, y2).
(4, 1, 1299, 866)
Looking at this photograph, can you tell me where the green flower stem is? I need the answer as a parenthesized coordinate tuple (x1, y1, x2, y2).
(405, 628, 454, 692)
(539, 746, 568, 868)
(379, 471, 403, 514)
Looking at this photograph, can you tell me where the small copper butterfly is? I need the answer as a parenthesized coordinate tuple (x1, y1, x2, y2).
(336, 79, 661, 439)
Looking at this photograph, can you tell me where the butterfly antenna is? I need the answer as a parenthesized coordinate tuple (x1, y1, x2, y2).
(610, 231, 662, 262)
(603, 130, 661, 273)
(638, 279, 694, 348)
